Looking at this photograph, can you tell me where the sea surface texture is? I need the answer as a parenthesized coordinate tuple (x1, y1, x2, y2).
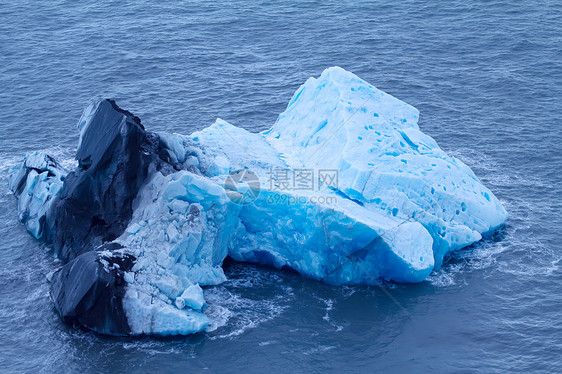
(0, 1, 561, 372)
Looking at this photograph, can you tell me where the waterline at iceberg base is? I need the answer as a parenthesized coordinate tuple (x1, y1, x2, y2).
(8, 67, 507, 336)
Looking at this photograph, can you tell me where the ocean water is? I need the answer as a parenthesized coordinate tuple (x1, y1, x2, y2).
(1, 0, 561, 372)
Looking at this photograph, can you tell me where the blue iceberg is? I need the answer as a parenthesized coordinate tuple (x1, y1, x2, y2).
(8, 67, 507, 336)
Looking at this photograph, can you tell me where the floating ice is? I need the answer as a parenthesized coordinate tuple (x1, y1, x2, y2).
(264, 67, 508, 268)
(8, 151, 66, 240)
(8, 67, 507, 336)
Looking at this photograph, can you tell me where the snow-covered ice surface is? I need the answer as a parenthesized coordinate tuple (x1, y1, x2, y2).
(8, 67, 507, 336)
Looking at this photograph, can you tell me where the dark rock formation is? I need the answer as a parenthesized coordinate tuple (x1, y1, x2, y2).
(53, 99, 173, 262)
(45, 99, 179, 334)
(5, 99, 178, 335)
(50, 246, 135, 335)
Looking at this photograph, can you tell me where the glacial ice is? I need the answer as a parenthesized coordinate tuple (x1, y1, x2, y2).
(8, 151, 66, 240)
(264, 67, 508, 268)
(9, 67, 508, 336)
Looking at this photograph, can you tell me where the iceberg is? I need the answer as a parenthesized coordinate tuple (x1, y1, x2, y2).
(8, 67, 507, 336)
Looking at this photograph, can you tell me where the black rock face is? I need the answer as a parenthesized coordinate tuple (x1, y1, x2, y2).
(50, 248, 135, 335)
(44, 99, 174, 335)
(8, 99, 181, 335)
(8, 99, 183, 335)
(53, 99, 172, 262)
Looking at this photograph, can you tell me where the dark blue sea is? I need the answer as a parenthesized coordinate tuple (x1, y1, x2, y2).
(1, 1, 561, 372)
